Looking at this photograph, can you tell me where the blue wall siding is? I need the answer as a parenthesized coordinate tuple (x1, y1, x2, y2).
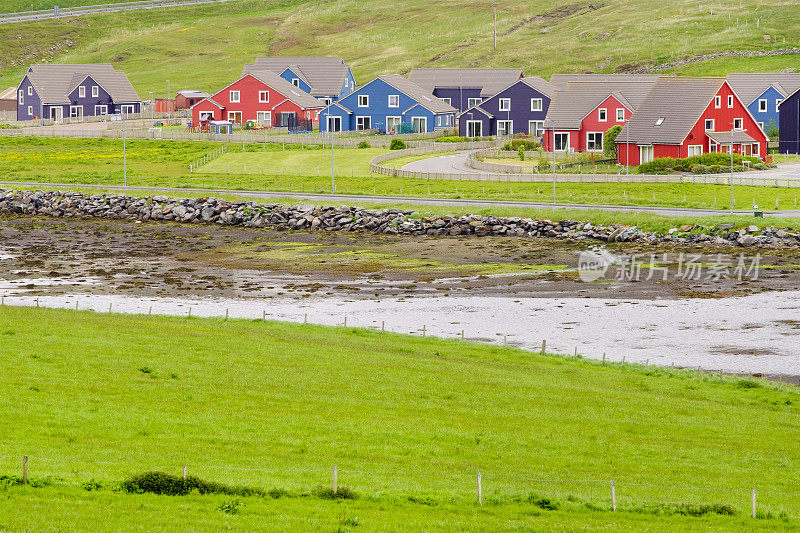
(433, 87, 482, 112)
(747, 86, 783, 134)
(458, 109, 491, 137)
(458, 81, 550, 137)
(16, 75, 42, 121)
(337, 68, 356, 100)
(319, 77, 453, 132)
(67, 75, 114, 117)
(778, 92, 800, 154)
(279, 68, 313, 94)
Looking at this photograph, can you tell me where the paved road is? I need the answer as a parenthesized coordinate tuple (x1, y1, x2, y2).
(0, 0, 245, 24)
(5, 180, 800, 218)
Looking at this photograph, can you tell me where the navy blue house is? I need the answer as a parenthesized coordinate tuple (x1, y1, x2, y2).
(17, 64, 140, 121)
(457, 77, 555, 138)
(727, 73, 800, 137)
(243, 57, 355, 106)
(318, 74, 456, 133)
(778, 88, 800, 154)
(407, 68, 524, 113)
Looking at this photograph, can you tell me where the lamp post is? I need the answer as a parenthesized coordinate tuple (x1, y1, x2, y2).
(544, 118, 556, 204)
(626, 115, 629, 175)
(149, 91, 154, 120)
(730, 127, 734, 214)
(122, 108, 127, 187)
(166, 79, 171, 118)
(330, 116, 335, 194)
(492, 2, 498, 50)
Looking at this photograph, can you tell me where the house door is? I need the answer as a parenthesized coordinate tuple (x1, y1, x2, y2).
(411, 117, 427, 133)
(228, 111, 242, 124)
(466, 120, 482, 137)
(327, 116, 341, 132)
(50, 107, 63, 122)
(639, 145, 654, 164)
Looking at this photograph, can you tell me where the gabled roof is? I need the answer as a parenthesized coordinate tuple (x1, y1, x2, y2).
(177, 90, 210, 98)
(0, 87, 16, 100)
(549, 74, 660, 90)
(191, 97, 224, 110)
(617, 77, 726, 145)
(377, 74, 457, 114)
(706, 130, 758, 145)
(243, 57, 351, 97)
(545, 78, 657, 130)
(456, 105, 493, 119)
(213, 72, 323, 109)
(406, 68, 524, 97)
(726, 73, 800, 105)
(22, 64, 139, 105)
(518, 77, 556, 98)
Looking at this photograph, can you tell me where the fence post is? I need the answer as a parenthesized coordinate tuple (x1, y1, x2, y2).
(611, 479, 616, 511)
(22, 455, 28, 484)
(183, 464, 187, 481)
(751, 487, 756, 518)
(541, 339, 546, 355)
(333, 465, 338, 494)
(477, 472, 482, 505)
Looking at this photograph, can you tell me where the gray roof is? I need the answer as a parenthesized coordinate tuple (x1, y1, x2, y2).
(242, 70, 324, 109)
(706, 130, 758, 145)
(726, 73, 800, 105)
(406, 68, 524, 97)
(23, 64, 139, 105)
(545, 78, 658, 130)
(244, 57, 351, 97)
(177, 90, 210, 98)
(549, 74, 660, 90)
(518, 76, 555, 98)
(378, 74, 457, 114)
(617, 77, 725, 145)
(0, 87, 15, 100)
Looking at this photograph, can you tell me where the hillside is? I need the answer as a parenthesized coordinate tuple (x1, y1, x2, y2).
(0, 0, 800, 96)
(2, 0, 136, 13)
(0, 306, 799, 530)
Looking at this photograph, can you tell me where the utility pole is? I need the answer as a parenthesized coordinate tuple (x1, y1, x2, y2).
(492, 2, 498, 50)
(167, 79, 171, 118)
(330, 118, 335, 194)
(149, 91, 154, 120)
(730, 127, 734, 214)
(123, 109, 127, 187)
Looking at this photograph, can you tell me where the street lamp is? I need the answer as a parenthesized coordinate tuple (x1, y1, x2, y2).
(730, 127, 734, 214)
(492, 2, 498, 50)
(329, 115, 335, 194)
(149, 91, 154, 120)
(544, 118, 556, 204)
(122, 108, 127, 187)
(166, 79, 171, 118)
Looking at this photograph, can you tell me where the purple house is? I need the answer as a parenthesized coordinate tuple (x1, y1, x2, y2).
(406, 68, 524, 113)
(16, 64, 141, 122)
(457, 77, 555, 138)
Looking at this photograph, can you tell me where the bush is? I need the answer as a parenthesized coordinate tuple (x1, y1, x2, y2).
(603, 125, 622, 158)
(689, 164, 710, 174)
(518, 145, 525, 161)
(435, 135, 473, 142)
(503, 139, 539, 151)
(312, 485, 358, 500)
(121, 471, 264, 497)
(356, 140, 370, 149)
(638, 153, 765, 174)
(527, 493, 560, 510)
(767, 119, 779, 140)
(389, 138, 406, 150)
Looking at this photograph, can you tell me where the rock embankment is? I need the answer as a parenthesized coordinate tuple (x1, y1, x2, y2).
(1, 188, 797, 248)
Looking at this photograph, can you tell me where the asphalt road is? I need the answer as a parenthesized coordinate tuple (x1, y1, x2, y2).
(0, 0, 245, 24)
(4, 180, 800, 218)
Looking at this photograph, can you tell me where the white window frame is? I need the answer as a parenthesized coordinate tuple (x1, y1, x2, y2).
(386, 116, 401, 132)
(465, 120, 482, 137)
(27, 86, 32, 96)
(639, 145, 654, 164)
(27, 106, 32, 116)
(320, 98, 332, 106)
(227, 111, 242, 123)
(326, 115, 342, 132)
(69, 105, 83, 118)
(586, 131, 603, 152)
(497, 120, 513, 136)
(554, 132, 569, 152)
(753, 143, 760, 156)
(18, 90, 23, 105)
(758, 122, 764, 130)
(727, 95, 734, 108)
(758, 99, 767, 112)
(256, 111, 271, 126)
(528, 120, 544, 136)
(440, 97, 451, 105)
(78, 86, 86, 98)
(121, 104, 136, 115)
(259, 91, 269, 103)
(705, 119, 715, 131)
(229, 90, 240, 103)
(355, 116, 371, 131)
(687, 144, 703, 157)
(499, 98, 511, 112)
(530, 98, 543, 112)
(733, 117, 744, 131)
(411, 116, 427, 133)
(776, 99, 783, 112)
(714, 95, 721, 108)
(388, 94, 399, 108)
(94, 105, 108, 115)
(292, 78, 300, 87)
(467, 97, 481, 108)
(358, 94, 369, 107)
(616, 108, 625, 121)
(92, 86, 99, 98)
(598, 108, 607, 122)
(344, 78, 349, 88)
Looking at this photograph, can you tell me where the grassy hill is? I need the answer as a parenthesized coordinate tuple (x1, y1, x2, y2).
(1, 0, 800, 96)
(2, 0, 135, 13)
(0, 305, 799, 530)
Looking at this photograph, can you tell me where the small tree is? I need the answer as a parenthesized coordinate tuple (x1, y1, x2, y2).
(766, 119, 779, 140)
(603, 125, 622, 158)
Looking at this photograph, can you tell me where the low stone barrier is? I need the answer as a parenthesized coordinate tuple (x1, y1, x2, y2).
(1, 188, 797, 249)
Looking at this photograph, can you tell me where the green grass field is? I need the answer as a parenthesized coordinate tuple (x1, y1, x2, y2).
(0, 0, 800, 95)
(0, 306, 798, 530)
(2, 0, 133, 12)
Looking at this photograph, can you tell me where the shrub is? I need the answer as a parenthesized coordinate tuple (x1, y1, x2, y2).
(767, 119, 779, 140)
(503, 139, 539, 151)
(518, 145, 525, 161)
(689, 164, 710, 174)
(312, 485, 358, 500)
(121, 471, 264, 497)
(434, 135, 472, 142)
(356, 140, 370, 149)
(527, 493, 560, 510)
(218, 498, 242, 514)
(389, 138, 406, 150)
(603, 125, 622, 158)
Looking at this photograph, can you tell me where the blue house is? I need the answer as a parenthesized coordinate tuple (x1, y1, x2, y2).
(243, 57, 355, 106)
(457, 77, 554, 138)
(318, 74, 456, 133)
(407, 68, 524, 113)
(16, 64, 140, 122)
(727, 73, 800, 137)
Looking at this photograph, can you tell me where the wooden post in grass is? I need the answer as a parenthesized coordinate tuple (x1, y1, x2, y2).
(344, 316, 347, 327)
(22, 455, 28, 484)
(621, 356, 625, 366)
(541, 340, 546, 355)
(36, 298, 39, 308)
(503, 335, 507, 345)
(381, 320, 385, 332)
(75, 301, 78, 310)
(304, 313, 308, 324)
(751, 488, 756, 518)
(602, 353, 606, 364)
(2, 295, 4, 306)
(645, 359, 649, 370)
(107, 302, 111, 313)
(611, 480, 616, 511)
(477, 472, 482, 505)
(148, 306, 152, 315)
(183, 464, 187, 481)
(188, 307, 191, 318)
(333, 465, 338, 494)
(262, 310, 266, 320)
(225, 308, 229, 320)
(422, 325, 426, 337)
(461, 330, 465, 340)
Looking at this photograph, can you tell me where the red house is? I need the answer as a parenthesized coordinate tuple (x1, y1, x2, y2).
(542, 79, 657, 153)
(616, 77, 768, 165)
(191, 71, 324, 132)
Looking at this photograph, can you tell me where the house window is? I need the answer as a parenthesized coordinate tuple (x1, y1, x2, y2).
(259, 91, 269, 103)
(727, 95, 733, 108)
(759, 99, 768, 112)
(94, 105, 108, 115)
(528, 120, 544, 136)
(257, 111, 271, 125)
(358, 95, 369, 107)
(497, 120, 513, 135)
(733, 118, 744, 130)
(92, 86, 99, 98)
(714, 95, 721, 108)
(356, 116, 371, 130)
(292, 78, 300, 87)
(598, 108, 607, 122)
(18, 90, 23, 104)
(466, 120, 482, 137)
(640, 145, 654, 164)
(530, 98, 542, 112)
(386, 116, 401, 132)
(587, 132, 603, 151)
(758, 122, 764, 130)
(388, 95, 399, 108)
(230, 90, 240, 103)
(753, 143, 760, 156)
(499, 98, 511, 111)
(27, 106, 32, 116)
(617, 108, 625, 121)
(78, 86, 86, 98)
(440, 97, 451, 105)
(69, 105, 83, 118)
(228, 111, 242, 123)
(411, 116, 427, 133)
(655, 117, 665, 126)
(687, 145, 703, 157)
(776, 99, 783, 112)
(344, 78, 349, 88)
(27, 86, 32, 96)
(121, 105, 136, 115)
(320, 98, 332, 106)
(467, 97, 481, 108)
(705, 119, 715, 131)
(554, 132, 569, 151)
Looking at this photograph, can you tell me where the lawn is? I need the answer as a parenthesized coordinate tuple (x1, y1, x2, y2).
(0, 306, 798, 530)
(1, 0, 800, 95)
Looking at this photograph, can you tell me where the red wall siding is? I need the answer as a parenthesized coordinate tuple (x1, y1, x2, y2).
(191, 100, 222, 126)
(579, 95, 630, 152)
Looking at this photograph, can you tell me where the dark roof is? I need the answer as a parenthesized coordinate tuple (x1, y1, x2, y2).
(549, 74, 660, 90)
(406, 68, 524, 97)
(244, 57, 351, 97)
(706, 130, 758, 145)
(378, 74, 457, 114)
(726, 73, 800, 104)
(518, 77, 555, 98)
(23, 64, 139, 104)
(617, 77, 725, 145)
(545, 79, 658, 130)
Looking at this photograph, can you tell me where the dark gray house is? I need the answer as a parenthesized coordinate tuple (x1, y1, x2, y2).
(406, 68, 524, 112)
(457, 77, 555, 137)
(17, 64, 141, 122)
